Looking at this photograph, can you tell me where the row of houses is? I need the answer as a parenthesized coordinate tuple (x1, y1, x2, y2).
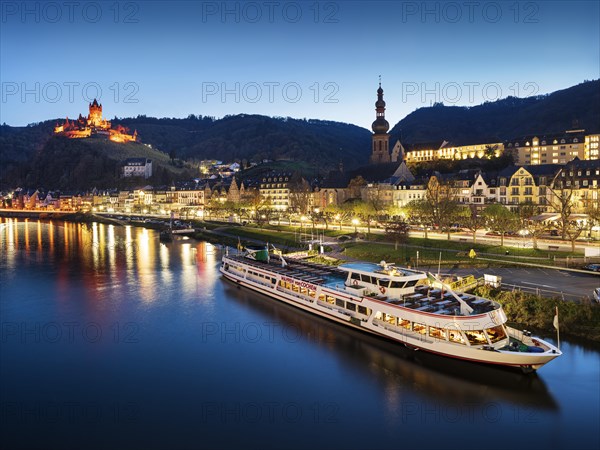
(5, 158, 599, 216)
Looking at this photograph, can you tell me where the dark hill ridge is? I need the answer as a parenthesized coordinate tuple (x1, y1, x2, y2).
(389, 79, 600, 145)
(113, 114, 372, 168)
(1, 79, 598, 189)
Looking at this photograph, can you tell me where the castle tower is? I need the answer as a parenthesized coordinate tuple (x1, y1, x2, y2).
(370, 80, 391, 164)
(88, 99, 103, 128)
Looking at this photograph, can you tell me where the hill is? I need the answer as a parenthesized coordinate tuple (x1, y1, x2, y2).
(1, 135, 197, 190)
(389, 79, 600, 145)
(1, 115, 372, 189)
(113, 114, 372, 167)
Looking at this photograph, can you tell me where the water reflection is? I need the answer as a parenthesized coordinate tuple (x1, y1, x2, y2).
(222, 279, 559, 412)
(0, 219, 214, 308)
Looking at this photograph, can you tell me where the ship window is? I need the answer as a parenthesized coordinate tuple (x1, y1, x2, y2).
(346, 302, 356, 312)
(360, 274, 374, 284)
(308, 289, 316, 298)
(350, 272, 360, 280)
(404, 280, 419, 288)
(326, 296, 336, 305)
(378, 279, 391, 288)
(429, 326, 446, 340)
(318, 293, 326, 302)
(357, 305, 369, 315)
(464, 330, 488, 345)
(398, 318, 411, 329)
(390, 281, 406, 289)
(447, 329, 465, 344)
(485, 325, 507, 343)
(335, 299, 344, 307)
(412, 323, 427, 334)
(380, 313, 393, 325)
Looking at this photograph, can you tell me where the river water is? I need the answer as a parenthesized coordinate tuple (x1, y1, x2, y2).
(1, 219, 598, 450)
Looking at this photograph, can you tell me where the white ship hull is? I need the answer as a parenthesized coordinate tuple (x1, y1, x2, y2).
(220, 254, 561, 372)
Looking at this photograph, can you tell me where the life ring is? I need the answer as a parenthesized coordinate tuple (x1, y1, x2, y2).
(379, 286, 386, 294)
(352, 279, 359, 286)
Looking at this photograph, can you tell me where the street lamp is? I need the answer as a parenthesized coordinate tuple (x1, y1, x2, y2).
(300, 215, 307, 235)
(352, 218, 359, 233)
(335, 214, 341, 230)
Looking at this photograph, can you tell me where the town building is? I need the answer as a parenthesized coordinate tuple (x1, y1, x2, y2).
(260, 172, 292, 211)
(497, 164, 561, 211)
(404, 141, 504, 163)
(506, 129, 589, 166)
(122, 158, 153, 179)
(551, 158, 600, 213)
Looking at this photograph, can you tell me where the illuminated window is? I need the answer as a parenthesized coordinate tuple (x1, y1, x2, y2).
(412, 323, 427, 334)
(485, 325, 507, 343)
(464, 330, 488, 345)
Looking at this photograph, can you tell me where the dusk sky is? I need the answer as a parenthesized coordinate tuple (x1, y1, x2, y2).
(1, 1, 598, 128)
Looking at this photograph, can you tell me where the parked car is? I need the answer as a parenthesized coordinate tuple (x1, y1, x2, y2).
(583, 263, 600, 272)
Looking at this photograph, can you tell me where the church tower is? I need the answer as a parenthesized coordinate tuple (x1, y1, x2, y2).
(370, 80, 391, 164)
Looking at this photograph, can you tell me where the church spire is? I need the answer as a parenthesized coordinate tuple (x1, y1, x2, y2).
(372, 76, 389, 134)
(370, 78, 391, 164)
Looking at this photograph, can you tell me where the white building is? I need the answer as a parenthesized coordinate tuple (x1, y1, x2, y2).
(122, 158, 153, 179)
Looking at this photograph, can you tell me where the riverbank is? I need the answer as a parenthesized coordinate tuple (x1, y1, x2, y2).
(473, 285, 600, 343)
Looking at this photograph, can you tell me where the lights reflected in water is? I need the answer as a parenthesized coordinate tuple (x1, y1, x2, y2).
(1, 218, 216, 307)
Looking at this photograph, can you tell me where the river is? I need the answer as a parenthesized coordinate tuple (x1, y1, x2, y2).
(1, 219, 598, 450)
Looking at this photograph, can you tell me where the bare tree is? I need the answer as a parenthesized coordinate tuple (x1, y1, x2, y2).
(518, 203, 548, 250)
(288, 173, 312, 215)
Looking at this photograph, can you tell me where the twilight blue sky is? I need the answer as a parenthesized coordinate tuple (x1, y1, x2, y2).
(1, 1, 599, 128)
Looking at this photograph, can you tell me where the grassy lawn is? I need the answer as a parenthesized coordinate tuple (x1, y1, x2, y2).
(341, 239, 578, 269)
(218, 226, 300, 249)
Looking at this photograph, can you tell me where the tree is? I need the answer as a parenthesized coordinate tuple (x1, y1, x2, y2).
(385, 220, 410, 250)
(458, 205, 486, 243)
(517, 203, 547, 250)
(548, 182, 575, 240)
(352, 200, 377, 237)
(406, 199, 434, 239)
(482, 204, 518, 246)
(425, 176, 459, 240)
(288, 173, 312, 215)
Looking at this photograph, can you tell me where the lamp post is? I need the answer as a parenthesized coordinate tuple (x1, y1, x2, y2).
(352, 218, 359, 233)
(335, 214, 341, 230)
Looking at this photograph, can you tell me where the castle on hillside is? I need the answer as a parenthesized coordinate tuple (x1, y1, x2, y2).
(54, 99, 138, 143)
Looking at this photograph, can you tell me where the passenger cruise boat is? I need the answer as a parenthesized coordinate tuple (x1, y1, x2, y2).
(220, 246, 561, 372)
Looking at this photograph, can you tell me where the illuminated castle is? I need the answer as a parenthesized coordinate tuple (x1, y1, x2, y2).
(54, 99, 138, 143)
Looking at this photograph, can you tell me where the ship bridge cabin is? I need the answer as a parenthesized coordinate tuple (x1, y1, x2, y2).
(340, 261, 427, 297)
